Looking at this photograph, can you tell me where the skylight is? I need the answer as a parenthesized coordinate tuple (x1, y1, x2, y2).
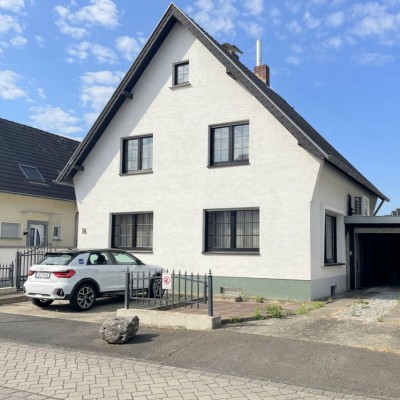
(19, 165, 46, 183)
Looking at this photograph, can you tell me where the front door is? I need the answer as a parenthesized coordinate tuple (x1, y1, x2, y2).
(29, 224, 45, 246)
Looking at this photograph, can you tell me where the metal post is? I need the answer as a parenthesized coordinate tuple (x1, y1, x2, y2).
(203, 274, 207, 304)
(196, 273, 200, 309)
(124, 272, 130, 309)
(15, 251, 21, 290)
(207, 270, 213, 317)
(171, 270, 175, 307)
(184, 271, 187, 308)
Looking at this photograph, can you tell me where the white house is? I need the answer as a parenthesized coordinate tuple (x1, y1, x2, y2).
(58, 4, 389, 300)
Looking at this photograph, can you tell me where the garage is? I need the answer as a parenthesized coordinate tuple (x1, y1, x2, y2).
(345, 216, 400, 290)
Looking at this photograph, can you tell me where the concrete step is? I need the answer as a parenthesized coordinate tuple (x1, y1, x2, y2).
(0, 291, 29, 305)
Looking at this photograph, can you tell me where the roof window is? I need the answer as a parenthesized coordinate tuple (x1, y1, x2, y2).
(19, 165, 46, 183)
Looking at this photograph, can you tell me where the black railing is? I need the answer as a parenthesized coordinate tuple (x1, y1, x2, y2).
(15, 244, 53, 290)
(124, 269, 214, 316)
(0, 262, 14, 288)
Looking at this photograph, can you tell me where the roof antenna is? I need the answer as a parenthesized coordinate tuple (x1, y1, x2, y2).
(256, 39, 262, 66)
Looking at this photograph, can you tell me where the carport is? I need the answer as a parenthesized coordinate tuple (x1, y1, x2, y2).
(345, 216, 400, 290)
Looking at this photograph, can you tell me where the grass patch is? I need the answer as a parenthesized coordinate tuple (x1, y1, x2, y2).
(252, 307, 265, 320)
(229, 316, 242, 324)
(255, 296, 264, 303)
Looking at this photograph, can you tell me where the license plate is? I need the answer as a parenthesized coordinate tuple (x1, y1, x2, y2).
(35, 272, 50, 279)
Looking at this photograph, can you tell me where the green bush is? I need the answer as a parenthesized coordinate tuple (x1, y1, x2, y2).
(252, 307, 264, 320)
(296, 303, 310, 315)
(255, 296, 264, 303)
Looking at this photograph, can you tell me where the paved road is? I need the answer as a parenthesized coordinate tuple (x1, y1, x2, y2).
(0, 339, 386, 400)
(0, 311, 399, 400)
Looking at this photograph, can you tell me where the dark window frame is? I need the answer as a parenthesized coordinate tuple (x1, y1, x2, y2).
(324, 214, 337, 264)
(19, 164, 46, 183)
(111, 212, 153, 251)
(121, 134, 153, 175)
(173, 60, 189, 86)
(209, 121, 249, 167)
(204, 208, 259, 253)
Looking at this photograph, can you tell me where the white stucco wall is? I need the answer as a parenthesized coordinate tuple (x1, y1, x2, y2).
(74, 22, 322, 281)
(310, 161, 378, 298)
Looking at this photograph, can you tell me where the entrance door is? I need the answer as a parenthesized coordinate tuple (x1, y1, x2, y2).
(29, 224, 45, 246)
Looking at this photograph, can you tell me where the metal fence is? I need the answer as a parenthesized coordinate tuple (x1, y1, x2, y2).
(124, 269, 214, 316)
(0, 262, 14, 288)
(15, 244, 52, 290)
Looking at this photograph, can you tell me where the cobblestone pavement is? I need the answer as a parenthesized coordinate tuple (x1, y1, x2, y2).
(0, 340, 387, 400)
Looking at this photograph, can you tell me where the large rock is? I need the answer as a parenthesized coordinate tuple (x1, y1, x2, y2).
(99, 316, 139, 344)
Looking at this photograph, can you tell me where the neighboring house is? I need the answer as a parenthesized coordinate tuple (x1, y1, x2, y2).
(0, 118, 79, 257)
(58, 4, 390, 300)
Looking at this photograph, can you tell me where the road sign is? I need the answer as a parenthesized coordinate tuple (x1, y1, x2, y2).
(162, 273, 172, 290)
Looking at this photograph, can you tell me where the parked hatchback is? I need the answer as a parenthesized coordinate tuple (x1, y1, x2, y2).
(23, 249, 165, 311)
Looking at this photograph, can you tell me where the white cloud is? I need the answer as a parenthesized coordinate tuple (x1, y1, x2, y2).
(270, 7, 281, 25)
(37, 88, 46, 99)
(67, 41, 117, 64)
(191, 0, 239, 37)
(286, 20, 304, 34)
(286, 56, 301, 65)
(80, 70, 124, 125)
(354, 52, 394, 66)
(35, 35, 44, 47)
(324, 36, 343, 49)
(0, 0, 25, 13)
(291, 44, 303, 54)
(115, 36, 142, 61)
(54, 0, 119, 38)
(0, 70, 27, 99)
(9, 35, 26, 47)
(351, 2, 400, 45)
(237, 21, 263, 38)
(326, 11, 345, 27)
(242, 0, 264, 16)
(303, 11, 320, 29)
(0, 14, 23, 34)
(29, 106, 82, 136)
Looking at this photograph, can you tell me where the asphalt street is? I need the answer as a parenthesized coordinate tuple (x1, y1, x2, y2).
(0, 310, 399, 399)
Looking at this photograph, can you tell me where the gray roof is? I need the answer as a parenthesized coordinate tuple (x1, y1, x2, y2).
(0, 118, 79, 201)
(57, 3, 388, 202)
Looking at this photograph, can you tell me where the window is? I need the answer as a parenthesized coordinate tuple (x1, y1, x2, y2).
(205, 209, 259, 252)
(0, 222, 21, 239)
(112, 213, 153, 250)
(174, 61, 189, 85)
(111, 251, 142, 265)
(53, 225, 62, 239)
(88, 252, 111, 265)
(19, 165, 45, 183)
(325, 215, 337, 264)
(122, 135, 153, 174)
(209, 123, 249, 166)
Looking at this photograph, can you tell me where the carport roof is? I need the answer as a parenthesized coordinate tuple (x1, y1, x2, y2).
(345, 216, 400, 225)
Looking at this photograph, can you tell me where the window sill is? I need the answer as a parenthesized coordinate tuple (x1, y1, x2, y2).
(0, 237, 23, 240)
(324, 262, 346, 267)
(169, 83, 192, 90)
(203, 251, 260, 256)
(208, 160, 250, 168)
(125, 249, 153, 253)
(52, 238, 62, 241)
(120, 169, 153, 176)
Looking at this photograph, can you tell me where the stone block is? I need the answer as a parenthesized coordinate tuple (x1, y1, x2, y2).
(99, 316, 139, 344)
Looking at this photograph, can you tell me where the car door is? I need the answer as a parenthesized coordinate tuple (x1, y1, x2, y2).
(87, 251, 122, 292)
(110, 251, 148, 290)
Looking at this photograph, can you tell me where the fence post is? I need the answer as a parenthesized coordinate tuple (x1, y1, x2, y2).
(124, 272, 130, 309)
(15, 251, 21, 290)
(207, 269, 213, 317)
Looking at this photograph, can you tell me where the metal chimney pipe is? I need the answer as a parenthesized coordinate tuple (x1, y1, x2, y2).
(256, 39, 262, 66)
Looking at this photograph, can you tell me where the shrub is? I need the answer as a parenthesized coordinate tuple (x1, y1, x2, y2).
(252, 307, 264, 320)
(255, 296, 264, 303)
(266, 303, 284, 318)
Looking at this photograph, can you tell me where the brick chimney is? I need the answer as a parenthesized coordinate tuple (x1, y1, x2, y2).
(254, 39, 270, 86)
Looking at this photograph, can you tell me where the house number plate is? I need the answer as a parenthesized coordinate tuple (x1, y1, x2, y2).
(36, 272, 50, 279)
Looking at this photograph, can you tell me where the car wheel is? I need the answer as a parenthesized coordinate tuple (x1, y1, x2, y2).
(31, 298, 54, 308)
(149, 276, 164, 298)
(70, 283, 96, 311)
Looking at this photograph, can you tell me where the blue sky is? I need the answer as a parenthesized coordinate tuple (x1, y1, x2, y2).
(0, 0, 399, 214)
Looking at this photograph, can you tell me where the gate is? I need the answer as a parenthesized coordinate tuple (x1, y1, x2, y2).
(124, 269, 214, 316)
(15, 244, 52, 290)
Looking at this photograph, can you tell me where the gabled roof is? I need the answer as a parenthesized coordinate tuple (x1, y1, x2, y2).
(57, 3, 388, 202)
(0, 118, 79, 201)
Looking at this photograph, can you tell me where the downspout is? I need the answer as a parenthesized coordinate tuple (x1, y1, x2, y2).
(373, 199, 385, 216)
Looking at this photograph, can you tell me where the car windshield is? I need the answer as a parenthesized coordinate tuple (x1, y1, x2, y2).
(38, 253, 75, 265)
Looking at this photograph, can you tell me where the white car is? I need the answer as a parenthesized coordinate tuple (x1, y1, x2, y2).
(23, 249, 165, 311)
